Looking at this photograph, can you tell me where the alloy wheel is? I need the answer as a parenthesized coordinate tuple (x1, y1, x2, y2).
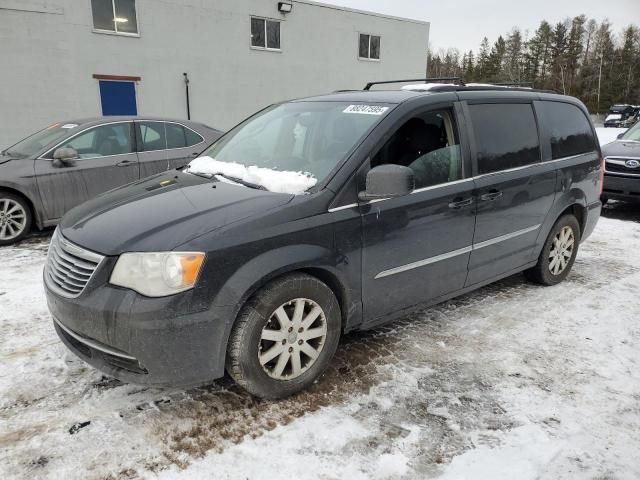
(258, 298, 328, 380)
(0, 198, 27, 241)
(548, 226, 575, 275)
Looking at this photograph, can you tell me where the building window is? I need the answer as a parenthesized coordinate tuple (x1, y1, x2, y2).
(359, 33, 381, 60)
(251, 17, 280, 50)
(91, 0, 138, 35)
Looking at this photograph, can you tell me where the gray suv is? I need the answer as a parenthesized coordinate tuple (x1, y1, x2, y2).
(0, 117, 222, 245)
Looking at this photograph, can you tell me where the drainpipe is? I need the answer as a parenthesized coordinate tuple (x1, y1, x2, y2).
(183, 72, 191, 120)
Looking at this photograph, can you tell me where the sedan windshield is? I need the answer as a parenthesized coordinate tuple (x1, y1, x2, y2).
(621, 122, 640, 142)
(189, 101, 392, 193)
(3, 123, 76, 158)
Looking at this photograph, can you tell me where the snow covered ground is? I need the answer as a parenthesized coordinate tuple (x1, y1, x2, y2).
(1, 208, 640, 480)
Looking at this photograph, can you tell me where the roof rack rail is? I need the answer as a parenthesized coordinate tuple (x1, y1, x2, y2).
(492, 81, 534, 88)
(363, 77, 465, 91)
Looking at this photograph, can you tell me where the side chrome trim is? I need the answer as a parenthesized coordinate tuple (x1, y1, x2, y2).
(328, 203, 358, 213)
(472, 224, 541, 250)
(375, 246, 472, 279)
(328, 178, 475, 213)
(374, 224, 541, 279)
(472, 153, 589, 181)
(53, 317, 137, 360)
(412, 177, 473, 194)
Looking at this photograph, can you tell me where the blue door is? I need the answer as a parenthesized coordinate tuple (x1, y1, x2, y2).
(99, 80, 137, 116)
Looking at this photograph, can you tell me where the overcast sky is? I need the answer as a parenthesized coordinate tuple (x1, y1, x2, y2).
(321, 0, 640, 53)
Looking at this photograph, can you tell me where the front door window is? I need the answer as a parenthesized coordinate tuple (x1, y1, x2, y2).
(53, 123, 133, 159)
(371, 109, 463, 189)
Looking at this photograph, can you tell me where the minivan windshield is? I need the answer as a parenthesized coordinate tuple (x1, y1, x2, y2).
(3, 123, 76, 158)
(189, 101, 392, 194)
(621, 122, 640, 142)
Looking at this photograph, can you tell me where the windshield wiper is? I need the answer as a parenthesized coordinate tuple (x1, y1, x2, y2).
(188, 170, 266, 190)
(213, 173, 267, 190)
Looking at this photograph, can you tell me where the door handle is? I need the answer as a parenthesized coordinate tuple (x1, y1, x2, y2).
(479, 191, 503, 202)
(448, 197, 474, 209)
(116, 159, 136, 167)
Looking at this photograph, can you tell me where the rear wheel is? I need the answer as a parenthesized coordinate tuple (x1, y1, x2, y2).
(0, 193, 32, 246)
(226, 273, 341, 399)
(525, 214, 580, 286)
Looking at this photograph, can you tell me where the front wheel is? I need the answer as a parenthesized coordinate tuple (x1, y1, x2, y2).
(226, 273, 341, 399)
(525, 215, 581, 286)
(0, 193, 32, 246)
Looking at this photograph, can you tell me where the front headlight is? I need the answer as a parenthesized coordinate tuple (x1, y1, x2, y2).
(110, 252, 205, 297)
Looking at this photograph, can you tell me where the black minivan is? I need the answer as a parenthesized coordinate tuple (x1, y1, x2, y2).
(45, 82, 603, 398)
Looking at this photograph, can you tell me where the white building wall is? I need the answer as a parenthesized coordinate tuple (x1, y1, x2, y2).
(0, 0, 429, 148)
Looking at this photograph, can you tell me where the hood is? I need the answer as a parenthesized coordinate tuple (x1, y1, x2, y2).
(59, 171, 294, 255)
(602, 140, 640, 159)
(0, 154, 23, 166)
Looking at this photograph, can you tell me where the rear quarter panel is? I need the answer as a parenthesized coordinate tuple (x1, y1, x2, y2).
(532, 97, 602, 254)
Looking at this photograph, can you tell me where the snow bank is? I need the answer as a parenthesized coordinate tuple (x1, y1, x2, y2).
(596, 127, 627, 146)
(187, 156, 317, 195)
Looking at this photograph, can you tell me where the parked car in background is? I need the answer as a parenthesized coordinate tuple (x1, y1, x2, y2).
(45, 82, 602, 399)
(602, 120, 640, 203)
(604, 104, 639, 128)
(0, 117, 222, 245)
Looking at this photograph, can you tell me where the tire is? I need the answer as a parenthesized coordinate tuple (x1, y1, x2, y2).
(226, 273, 341, 399)
(0, 192, 32, 246)
(525, 214, 581, 286)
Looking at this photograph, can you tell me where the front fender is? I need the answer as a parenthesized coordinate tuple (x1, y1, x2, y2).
(212, 243, 345, 310)
(204, 243, 352, 378)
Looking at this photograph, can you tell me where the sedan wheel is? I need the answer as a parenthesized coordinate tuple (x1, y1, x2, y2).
(258, 298, 328, 380)
(548, 226, 575, 275)
(0, 195, 31, 245)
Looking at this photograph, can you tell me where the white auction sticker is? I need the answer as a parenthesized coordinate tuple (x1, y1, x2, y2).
(343, 105, 389, 115)
(61, 124, 78, 129)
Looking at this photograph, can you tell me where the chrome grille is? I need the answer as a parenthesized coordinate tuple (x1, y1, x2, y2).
(45, 230, 104, 298)
(605, 157, 640, 177)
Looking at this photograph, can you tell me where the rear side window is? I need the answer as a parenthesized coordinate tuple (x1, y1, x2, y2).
(468, 103, 541, 175)
(137, 122, 201, 151)
(165, 123, 187, 149)
(184, 127, 204, 147)
(536, 101, 595, 159)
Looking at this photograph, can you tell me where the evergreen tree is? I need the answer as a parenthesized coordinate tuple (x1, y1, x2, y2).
(426, 15, 640, 110)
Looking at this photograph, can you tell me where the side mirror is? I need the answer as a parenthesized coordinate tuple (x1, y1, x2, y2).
(52, 147, 78, 167)
(358, 164, 414, 202)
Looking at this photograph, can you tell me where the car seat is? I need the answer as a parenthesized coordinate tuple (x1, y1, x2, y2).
(96, 127, 125, 156)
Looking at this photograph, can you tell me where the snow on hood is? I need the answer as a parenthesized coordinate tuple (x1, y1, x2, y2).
(187, 156, 317, 195)
(595, 127, 628, 146)
(605, 114, 622, 121)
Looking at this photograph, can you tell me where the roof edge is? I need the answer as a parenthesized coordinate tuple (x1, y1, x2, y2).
(291, 0, 430, 26)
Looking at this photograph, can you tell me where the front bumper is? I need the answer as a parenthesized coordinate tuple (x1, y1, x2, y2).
(603, 174, 640, 202)
(46, 273, 234, 387)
